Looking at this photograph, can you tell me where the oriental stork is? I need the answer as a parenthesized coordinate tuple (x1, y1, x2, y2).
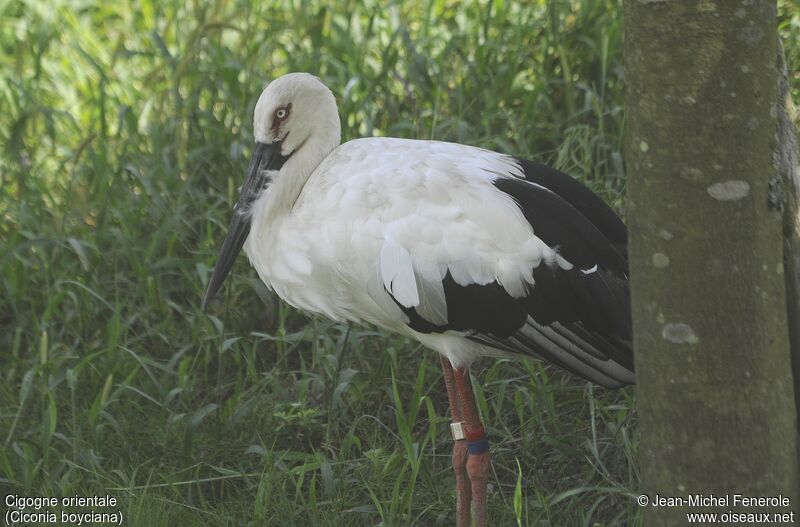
(202, 72, 634, 527)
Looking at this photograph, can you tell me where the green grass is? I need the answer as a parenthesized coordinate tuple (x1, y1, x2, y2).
(1, 1, 798, 525)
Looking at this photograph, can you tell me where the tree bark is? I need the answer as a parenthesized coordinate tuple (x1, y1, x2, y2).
(777, 37, 800, 432)
(625, 1, 800, 524)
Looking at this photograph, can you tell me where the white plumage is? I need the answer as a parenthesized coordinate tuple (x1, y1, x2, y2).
(204, 72, 634, 387)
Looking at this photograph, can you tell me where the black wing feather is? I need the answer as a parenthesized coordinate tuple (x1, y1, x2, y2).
(494, 176, 627, 275)
(516, 159, 628, 258)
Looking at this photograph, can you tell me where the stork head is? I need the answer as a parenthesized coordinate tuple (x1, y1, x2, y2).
(253, 72, 340, 154)
(202, 73, 341, 310)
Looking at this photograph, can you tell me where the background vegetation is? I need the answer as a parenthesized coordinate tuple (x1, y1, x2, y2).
(2, 0, 798, 525)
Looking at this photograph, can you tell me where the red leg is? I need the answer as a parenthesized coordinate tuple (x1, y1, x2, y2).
(440, 357, 471, 527)
(453, 367, 491, 527)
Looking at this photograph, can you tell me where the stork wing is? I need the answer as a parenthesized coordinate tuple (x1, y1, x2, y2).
(380, 156, 634, 388)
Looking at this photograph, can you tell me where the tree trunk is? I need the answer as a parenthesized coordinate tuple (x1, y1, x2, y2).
(625, 1, 800, 524)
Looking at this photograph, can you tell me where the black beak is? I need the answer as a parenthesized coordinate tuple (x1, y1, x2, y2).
(202, 141, 288, 310)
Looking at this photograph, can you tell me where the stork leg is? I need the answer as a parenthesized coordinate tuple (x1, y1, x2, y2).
(453, 367, 490, 527)
(440, 357, 471, 527)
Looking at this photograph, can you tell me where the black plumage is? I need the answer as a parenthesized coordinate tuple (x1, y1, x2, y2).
(515, 159, 628, 259)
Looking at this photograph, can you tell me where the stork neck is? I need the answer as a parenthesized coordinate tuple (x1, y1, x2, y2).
(258, 134, 338, 221)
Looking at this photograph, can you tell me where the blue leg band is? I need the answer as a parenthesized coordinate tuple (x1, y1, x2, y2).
(467, 436, 490, 455)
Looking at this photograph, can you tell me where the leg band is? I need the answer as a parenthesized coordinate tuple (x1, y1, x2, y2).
(467, 436, 490, 455)
(450, 421, 466, 441)
(465, 425, 485, 443)
(465, 425, 488, 454)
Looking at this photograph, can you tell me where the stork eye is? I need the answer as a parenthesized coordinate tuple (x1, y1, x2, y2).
(275, 107, 289, 120)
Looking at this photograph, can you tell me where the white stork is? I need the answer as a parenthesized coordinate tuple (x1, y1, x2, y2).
(202, 72, 634, 526)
